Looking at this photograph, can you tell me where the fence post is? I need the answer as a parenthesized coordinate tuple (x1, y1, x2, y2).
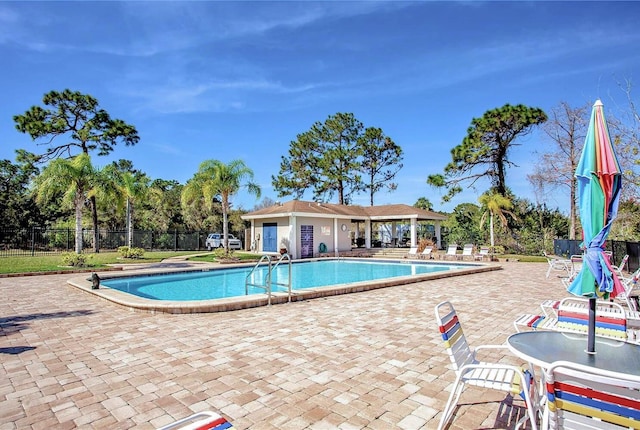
(31, 226, 35, 256)
(174, 229, 178, 251)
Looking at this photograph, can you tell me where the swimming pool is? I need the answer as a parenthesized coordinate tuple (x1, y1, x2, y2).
(68, 258, 497, 313)
(100, 259, 460, 301)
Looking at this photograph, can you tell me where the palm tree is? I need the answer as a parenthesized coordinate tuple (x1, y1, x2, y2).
(182, 159, 261, 252)
(478, 191, 517, 248)
(100, 164, 149, 247)
(32, 153, 97, 254)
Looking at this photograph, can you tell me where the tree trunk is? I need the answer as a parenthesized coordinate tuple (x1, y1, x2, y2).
(569, 180, 577, 240)
(489, 213, 495, 247)
(127, 199, 133, 248)
(222, 196, 229, 252)
(90, 195, 100, 253)
(75, 197, 84, 254)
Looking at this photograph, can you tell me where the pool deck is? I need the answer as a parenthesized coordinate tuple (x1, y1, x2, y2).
(1, 258, 571, 429)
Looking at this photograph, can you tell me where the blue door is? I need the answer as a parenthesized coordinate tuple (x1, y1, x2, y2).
(263, 223, 277, 252)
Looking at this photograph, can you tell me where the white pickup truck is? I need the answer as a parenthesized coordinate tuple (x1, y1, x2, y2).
(205, 233, 242, 251)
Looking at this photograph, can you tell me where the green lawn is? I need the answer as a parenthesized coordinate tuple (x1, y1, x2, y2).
(0, 251, 201, 275)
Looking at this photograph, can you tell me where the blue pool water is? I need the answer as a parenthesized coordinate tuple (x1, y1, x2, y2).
(101, 259, 462, 301)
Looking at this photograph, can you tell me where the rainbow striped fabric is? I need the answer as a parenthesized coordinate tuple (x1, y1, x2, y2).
(545, 361, 640, 429)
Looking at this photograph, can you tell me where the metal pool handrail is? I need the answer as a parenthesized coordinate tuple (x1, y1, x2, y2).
(245, 253, 292, 305)
(271, 253, 292, 303)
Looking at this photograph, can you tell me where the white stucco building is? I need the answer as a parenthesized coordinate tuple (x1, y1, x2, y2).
(241, 200, 447, 259)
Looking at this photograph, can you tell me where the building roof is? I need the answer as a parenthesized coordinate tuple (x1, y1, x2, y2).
(241, 200, 447, 221)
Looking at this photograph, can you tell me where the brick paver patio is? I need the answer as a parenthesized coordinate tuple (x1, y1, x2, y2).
(0, 261, 568, 429)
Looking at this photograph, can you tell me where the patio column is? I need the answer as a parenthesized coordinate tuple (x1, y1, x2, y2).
(289, 215, 297, 259)
(434, 222, 442, 249)
(410, 218, 417, 248)
(391, 222, 397, 247)
(365, 219, 371, 248)
(250, 220, 256, 252)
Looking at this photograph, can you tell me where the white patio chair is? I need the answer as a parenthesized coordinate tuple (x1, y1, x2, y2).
(544, 252, 572, 279)
(612, 254, 629, 278)
(435, 301, 539, 430)
(617, 267, 640, 312)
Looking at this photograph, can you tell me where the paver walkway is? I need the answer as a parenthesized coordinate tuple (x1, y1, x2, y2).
(0, 261, 568, 429)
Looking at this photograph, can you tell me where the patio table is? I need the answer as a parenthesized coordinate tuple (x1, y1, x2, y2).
(508, 330, 640, 427)
(507, 330, 640, 373)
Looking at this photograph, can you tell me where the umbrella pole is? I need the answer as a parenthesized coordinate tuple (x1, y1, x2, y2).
(587, 297, 596, 354)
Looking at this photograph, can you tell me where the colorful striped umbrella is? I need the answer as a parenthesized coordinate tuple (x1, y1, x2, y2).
(567, 99, 624, 353)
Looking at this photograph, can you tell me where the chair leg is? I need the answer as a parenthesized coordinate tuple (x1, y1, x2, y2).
(516, 368, 540, 430)
(438, 374, 465, 430)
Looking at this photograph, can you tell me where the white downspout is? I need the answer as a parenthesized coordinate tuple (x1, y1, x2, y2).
(333, 218, 339, 257)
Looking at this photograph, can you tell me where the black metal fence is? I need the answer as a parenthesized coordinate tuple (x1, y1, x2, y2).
(0, 227, 214, 257)
(554, 239, 640, 273)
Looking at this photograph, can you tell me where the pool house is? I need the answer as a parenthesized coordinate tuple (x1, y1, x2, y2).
(241, 200, 447, 259)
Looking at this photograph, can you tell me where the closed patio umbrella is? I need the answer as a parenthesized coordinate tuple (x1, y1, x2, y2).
(567, 99, 625, 354)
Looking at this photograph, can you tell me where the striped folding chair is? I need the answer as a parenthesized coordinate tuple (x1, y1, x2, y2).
(555, 298, 627, 341)
(543, 361, 640, 429)
(157, 411, 234, 430)
(514, 297, 630, 342)
(435, 301, 539, 430)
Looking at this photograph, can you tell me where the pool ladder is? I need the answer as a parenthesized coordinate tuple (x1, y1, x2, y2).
(245, 253, 292, 305)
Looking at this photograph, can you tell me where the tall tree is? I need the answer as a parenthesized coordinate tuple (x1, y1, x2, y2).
(610, 78, 640, 200)
(478, 191, 517, 248)
(13, 89, 140, 252)
(428, 104, 547, 202)
(253, 197, 278, 211)
(182, 160, 260, 251)
(359, 127, 403, 205)
(101, 161, 149, 247)
(141, 179, 184, 231)
(32, 153, 97, 254)
(443, 203, 482, 246)
(0, 152, 42, 229)
(272, 112, 364, 204)
(527, 102, 589, 240)
(414, 197, 434, 211)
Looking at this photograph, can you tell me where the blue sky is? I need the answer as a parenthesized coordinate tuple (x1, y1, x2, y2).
(1, 1, 639, 214)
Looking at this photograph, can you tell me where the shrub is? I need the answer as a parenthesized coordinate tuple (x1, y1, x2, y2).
(61, 252, 92, 267)
(418, 238, 436, 253)
(213, 248, 234, 260)
(117, 246, 145, 259)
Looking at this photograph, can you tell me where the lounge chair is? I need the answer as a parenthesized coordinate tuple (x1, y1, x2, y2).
(542, 361, 640, 430)
(158, 411, 235, 430)
(613, 254, 629, 278)
(474, 246, 490, 261)
(461, 244, 474, 260)
(406, 246, 419, 259)
(616, 267, 640, 311)
(435, 301, 539, 430)
(443, 244, 458, 260)
(544, 252, 572, 279)
(420, 246, 433, 259)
